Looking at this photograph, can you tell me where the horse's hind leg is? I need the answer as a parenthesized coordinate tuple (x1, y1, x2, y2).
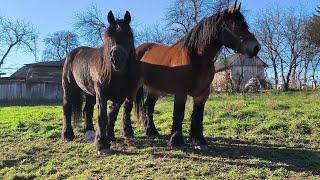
(107, 100, 124, 141)
(61, 79, 79, 141)
(83, 94, 96, 142)
(121, 98, 135, 138)
(62, 91, 75, 141)
(143, 92, 160, 137)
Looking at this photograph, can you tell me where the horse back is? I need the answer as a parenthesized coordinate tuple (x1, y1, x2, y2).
(137, 43, 191, 67)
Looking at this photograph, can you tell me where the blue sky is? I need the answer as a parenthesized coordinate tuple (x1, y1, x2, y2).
(0, 0, 318, 75)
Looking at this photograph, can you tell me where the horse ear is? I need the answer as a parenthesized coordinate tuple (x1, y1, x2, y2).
(228, 0, 239, 13)
(238, 3, 241, 11)
(124, 11, 131, 24)
(107, 11, 116, 24)
(234, 0, 238, 11)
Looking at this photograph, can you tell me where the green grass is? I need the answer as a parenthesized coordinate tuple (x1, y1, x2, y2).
(1, 90, 320, 179)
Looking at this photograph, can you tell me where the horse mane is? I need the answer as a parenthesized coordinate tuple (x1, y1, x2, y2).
(182, 9, 248, 49)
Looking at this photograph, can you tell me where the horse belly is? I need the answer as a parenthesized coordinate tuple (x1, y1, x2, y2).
(72, 64, 95, 96)
(141, 63, 193, 94)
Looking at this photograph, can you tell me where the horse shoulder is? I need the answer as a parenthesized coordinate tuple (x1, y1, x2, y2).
(168, 46, 191, 67)
(88, 49, 111, 84)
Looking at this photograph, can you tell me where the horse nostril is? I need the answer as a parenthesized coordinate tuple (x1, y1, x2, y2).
(254, 45, 261, 54)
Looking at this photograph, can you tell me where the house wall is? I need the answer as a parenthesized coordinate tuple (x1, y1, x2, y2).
(211, 65, 265, 92)
(230, 65, 265, 90)
(0, 80, 62, 101)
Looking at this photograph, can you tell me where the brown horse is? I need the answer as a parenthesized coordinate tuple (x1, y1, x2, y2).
(119, 1, 261, 147)
(61, 11, 137, 155)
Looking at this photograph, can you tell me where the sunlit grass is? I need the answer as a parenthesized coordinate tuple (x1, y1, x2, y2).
(0, 90, 320, 179)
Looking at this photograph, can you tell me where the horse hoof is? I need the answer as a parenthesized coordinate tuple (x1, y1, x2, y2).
(97, 148, 112, 155)
(121, 130, 135, 138)
(61, 131, 75, 141)
(85, 130, 95, 142)
(146, 130, 160, 138)
(168, 132, 185, 147)
(194, 145, 209, 151)
(190, 137, 207, 146)
(109, 136, 117, 142)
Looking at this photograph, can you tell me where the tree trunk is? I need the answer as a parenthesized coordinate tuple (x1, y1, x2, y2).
(272, 60, 279, 87)
(284, 82, 290, 91)
(312, 71, 317, 89)
(284, 64, 293, 92)
(0, 44, 16, 68)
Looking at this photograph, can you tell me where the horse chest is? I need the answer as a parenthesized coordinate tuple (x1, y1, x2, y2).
(189, 61, 215, 97)
(106, 74, 130, 101)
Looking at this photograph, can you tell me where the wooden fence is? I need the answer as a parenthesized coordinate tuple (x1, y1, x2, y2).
(0, 79, 62, 102)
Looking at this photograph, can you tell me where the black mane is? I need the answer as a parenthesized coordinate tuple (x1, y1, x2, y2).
(182, 9, 248, 49)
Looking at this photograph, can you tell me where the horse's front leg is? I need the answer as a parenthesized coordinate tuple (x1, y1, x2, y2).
(107, 100, 124, 141)
(168, 95, 187, 147)
(94, 86, 111, 155)
(190, 92, 209, 146)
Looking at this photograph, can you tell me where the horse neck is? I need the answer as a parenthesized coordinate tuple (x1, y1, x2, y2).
(188, 40, 223, 66)
(186, 40, 223, 96)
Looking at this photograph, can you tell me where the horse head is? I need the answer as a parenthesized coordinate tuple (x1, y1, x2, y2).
(104, 11, 134, 72)
(218, 0, 261, 57)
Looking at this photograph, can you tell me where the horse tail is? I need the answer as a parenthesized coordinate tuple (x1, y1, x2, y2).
(62, 48, 83, 127)
(71, 87, 83, 127)
(134, 86, 144, 121)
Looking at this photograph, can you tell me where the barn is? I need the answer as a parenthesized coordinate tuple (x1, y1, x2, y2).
(212, 54, 268, 92)
(0, 60, 64, 102)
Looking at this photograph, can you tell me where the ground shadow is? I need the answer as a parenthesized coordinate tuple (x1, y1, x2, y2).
(116, 135, 320, 175)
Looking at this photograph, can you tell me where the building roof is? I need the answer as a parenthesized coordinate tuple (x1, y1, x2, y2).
(10, 59, 65, 81)
(25, 59, 65, 67)
(215, 54, 268, 72)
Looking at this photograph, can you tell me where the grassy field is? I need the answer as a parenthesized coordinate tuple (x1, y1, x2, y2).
(0, 90, 320, 179)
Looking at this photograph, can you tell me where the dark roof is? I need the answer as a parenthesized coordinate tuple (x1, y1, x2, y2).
(215, 54, 268, 72)
(25, 59, 65, 67)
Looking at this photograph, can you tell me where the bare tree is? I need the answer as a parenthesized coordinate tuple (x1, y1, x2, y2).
(254, 8, 282, 87)
(310, 55, 320, 88)
(255, 7, 308, 91)
(42, 31, 79, 61)
(165, 0, 231, 41)
(0, 16, 38, 68)
(306, 6, 320, 47)
(303, 6, 320, 88)
(135, 24, 172, 45)
(74, 5, 107, 47)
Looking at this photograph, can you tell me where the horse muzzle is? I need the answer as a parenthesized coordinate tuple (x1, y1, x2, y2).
(109, 45, 129, 72)
(244, 41, 261, 58)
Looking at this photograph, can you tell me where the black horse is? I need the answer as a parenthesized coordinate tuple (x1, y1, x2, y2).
(61, 11, 138, 155)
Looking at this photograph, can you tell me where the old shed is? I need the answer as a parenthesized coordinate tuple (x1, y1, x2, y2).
(0, 60, 64, 102)
(212, 54, 268, 92)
